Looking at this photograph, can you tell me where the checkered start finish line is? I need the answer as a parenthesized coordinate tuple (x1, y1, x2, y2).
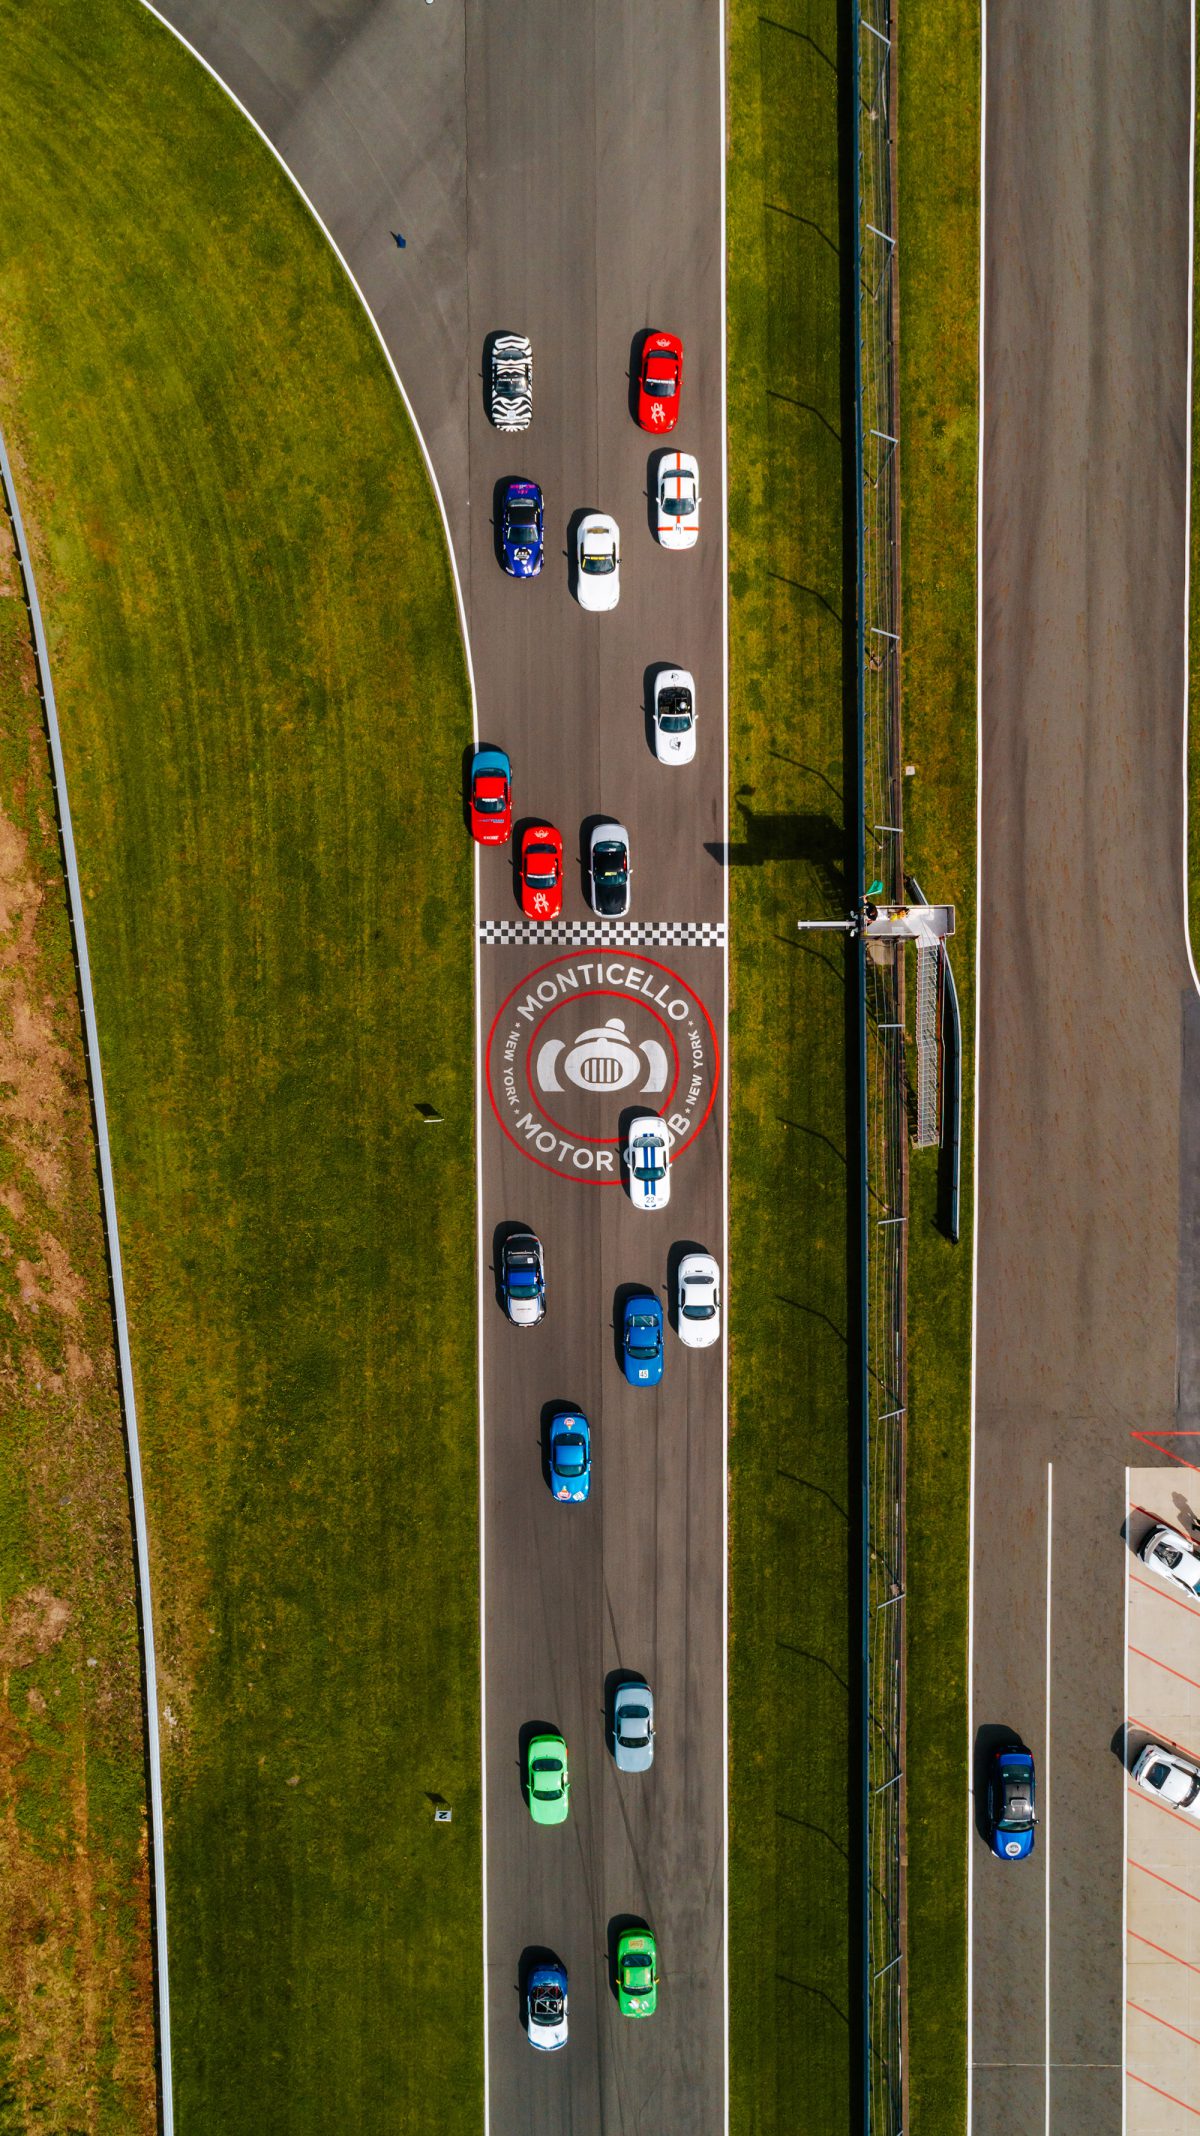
(478, 918, 726, 948)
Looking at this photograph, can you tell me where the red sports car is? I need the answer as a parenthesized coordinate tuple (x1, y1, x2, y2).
(636, 332, 683, 432)
(520, 822, 564, 918)
(469, 746, 512, 845)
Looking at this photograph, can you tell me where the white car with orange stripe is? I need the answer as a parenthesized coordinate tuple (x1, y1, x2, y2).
(655, 451, 701, 549)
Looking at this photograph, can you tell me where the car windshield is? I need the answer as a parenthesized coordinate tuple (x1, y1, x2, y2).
(594, 845, 626, 878)
(583, 547, 615, 572)
(646, 367, 677, 393)
(475, 789, 505, 812)
(635, 1148, 665, 1180)
(508, 503, 538, 526)
(662, 487, 694, 515)
(682, 1296, 715, 1319)
(555, 1436, 586, 1473)
(525, 847, 559, 882)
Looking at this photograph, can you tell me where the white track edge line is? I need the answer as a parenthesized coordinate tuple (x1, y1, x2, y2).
(1122, 1466, 1130, 2136)
(1044, 1460, 1053, 2135)
(966, 0, 988, 2118)
(0, 425, 175, 2133)
(1184, 0, 1200, 1004)
(130, 6, 488, 2119)
(718, 0, 731, 2125)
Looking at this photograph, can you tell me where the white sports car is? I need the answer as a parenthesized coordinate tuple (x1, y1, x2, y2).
(625, 1115, 671, 1213)
(653, 668, 696, 765)
(677, 1251, 720, 1347)
(655, 451, 700, 549)
(489, 333, 533, 431)
(1140, 1523, 1200, 1598)
(1133, 1742, 1200, 1818)
(576, 513, 621, 610)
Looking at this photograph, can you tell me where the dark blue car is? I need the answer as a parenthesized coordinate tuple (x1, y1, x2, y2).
(986, 1745, 1037, 1860)
(622, 1293, 664, 1387)
(501, 479, 544, 577)
(548, 1409, 591, 1502)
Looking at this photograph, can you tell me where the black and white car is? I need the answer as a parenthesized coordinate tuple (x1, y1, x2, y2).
(588, 821, 631, 917)
(1140, 1523, 1200, 1598)
(490, 333, 533, 431)
(653, 668, 696, 765)
(1133, 1742, 1200, 1819)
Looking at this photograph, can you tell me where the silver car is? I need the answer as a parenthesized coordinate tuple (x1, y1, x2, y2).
(612, 1680, 655, 1773)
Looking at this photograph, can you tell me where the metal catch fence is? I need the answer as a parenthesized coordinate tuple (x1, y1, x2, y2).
(854, 0, 907, 2128)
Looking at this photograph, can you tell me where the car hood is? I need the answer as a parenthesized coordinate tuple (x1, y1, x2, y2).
(507, 1295, 542, 1324)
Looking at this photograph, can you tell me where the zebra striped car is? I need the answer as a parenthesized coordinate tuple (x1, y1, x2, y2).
(490, 332, 533, 431)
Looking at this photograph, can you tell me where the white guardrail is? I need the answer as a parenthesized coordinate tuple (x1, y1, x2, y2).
(0, 425, 174, 2133)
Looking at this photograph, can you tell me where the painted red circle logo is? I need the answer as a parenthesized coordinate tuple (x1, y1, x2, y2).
(485, 953, 719, 1183)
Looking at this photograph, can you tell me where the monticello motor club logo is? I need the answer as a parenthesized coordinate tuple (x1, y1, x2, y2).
(485, 954, 719, 1182)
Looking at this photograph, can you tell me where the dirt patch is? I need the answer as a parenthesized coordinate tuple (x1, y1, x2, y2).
(0, 1586, 71, 1669)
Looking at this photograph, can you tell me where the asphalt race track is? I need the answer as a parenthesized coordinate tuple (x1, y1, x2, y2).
(151, 2, 727, 2127)
(972, 0, 1193, 2126)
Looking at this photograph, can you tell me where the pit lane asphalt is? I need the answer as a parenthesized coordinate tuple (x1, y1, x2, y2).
(148, 3, 727, 2127)
(972, 0, 1194, 2126)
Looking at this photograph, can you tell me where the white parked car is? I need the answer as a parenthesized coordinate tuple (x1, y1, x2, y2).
(653, 668, 696, 765)
(1140, 1523, 1200, 1598)
(588, 820, 631, 917)
(1133, 1742, 1200, 1818)
(576, 513, 621, 609)
(625, 1115, 671, 1212)
(489, 332, 533, 431)
(677, 1251, 720, 1347)
(655, 451, 700, 549)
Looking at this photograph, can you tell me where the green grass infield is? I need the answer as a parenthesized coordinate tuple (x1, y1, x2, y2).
(0, 2, 480, 2128)
(727, 1, 856, 2127)
(897, 1, 981, 2123)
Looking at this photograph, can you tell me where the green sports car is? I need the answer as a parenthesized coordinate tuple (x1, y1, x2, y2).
(526, 1732, 570, 1826)
(616, 1928, 658, 2016)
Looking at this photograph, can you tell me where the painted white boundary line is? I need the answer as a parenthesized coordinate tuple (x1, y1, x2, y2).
(129, 5, 489, 2119)
(1184, 0, 1200, 1003)
(966, 0, 988, 2118)
(1123, 1467, 1131, 2136)
(718, 0, 731, 2124)
(0, 426, 175, 2132)
(1044, 1460, 1053, 2136)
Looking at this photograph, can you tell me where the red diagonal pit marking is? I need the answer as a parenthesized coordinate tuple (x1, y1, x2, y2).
(1131, 1574, 1200, 1618)
(1130, 1647, 1200, 1696)
(1130, 1931, 1200, 1976)
(1130, 1433, 1200, 1476)
(1130, 1859, 1200, 1906)
(1127, 1787, 1200, 1832)
(1129, 2001, 1200, 2051)
(1128, 2071, 1200, 2118)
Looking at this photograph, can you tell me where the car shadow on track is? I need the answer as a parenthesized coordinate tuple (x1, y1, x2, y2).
(517, 1945, 561, 2039)
(665, 1238, 706, 1339)
(972, 1722, 1027, 1847)
(606, 1913, 651, 2006)
(539, 1398, 586, 1497)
